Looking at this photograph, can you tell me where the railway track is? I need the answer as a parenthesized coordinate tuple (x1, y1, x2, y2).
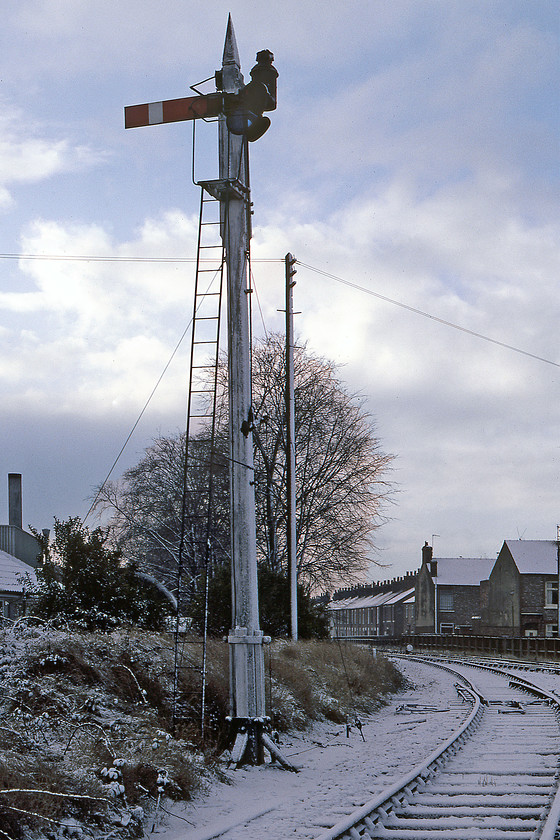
(313, 656, 560, 840)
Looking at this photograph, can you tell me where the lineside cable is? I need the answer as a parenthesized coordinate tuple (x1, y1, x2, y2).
(297, 261, 560, 370)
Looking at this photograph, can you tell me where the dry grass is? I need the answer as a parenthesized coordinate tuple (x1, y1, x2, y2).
(267, 640, 404, 729)
(0, 625, 403, 838)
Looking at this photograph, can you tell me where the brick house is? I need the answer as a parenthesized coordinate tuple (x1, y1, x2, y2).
(327, 574, 417, 638)
(482, 540, 559, 637)
(415, 542, 494, 634)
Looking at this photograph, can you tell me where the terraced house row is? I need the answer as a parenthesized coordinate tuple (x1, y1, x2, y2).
(328, 538, 560, 639)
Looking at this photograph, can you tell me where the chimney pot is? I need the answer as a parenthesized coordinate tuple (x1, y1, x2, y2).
(422, 542, 433, 566)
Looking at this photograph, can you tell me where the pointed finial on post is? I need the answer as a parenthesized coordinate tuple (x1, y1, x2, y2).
(222, 14, 242, 92)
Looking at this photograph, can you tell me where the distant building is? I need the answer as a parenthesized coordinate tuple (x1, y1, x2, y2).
(414, 542, 494, 635)
(326, 537, 560, 641)
(482, 540, 559, 637)
(0, 549, 37, 622)
(0, 474, 41, 622)
(327, 573, 417, 638)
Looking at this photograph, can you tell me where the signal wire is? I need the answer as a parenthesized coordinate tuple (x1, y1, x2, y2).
(83, 320, 192, 523)
(84, 262, 224, 524)
(0, 252, 282, 264)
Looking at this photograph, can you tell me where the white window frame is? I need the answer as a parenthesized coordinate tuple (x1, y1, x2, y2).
(439, 590, 454, 612)
(545, 581, 558, 608)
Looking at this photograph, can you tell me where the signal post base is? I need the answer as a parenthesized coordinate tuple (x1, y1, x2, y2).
(228, 717, 299, 772)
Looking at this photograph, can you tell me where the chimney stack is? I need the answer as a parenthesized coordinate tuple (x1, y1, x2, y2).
(422, 541, 433, 566)
(8, 473, 23, 529)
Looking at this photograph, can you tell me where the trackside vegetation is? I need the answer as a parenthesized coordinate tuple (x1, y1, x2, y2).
(0, 625, 403, 839)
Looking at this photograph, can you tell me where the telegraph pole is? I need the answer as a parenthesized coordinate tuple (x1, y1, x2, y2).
(285, 254, 298, 640)
(125, 17, 295, 769)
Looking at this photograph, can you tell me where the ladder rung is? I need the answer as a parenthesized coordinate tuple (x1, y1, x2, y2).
(193, 316, 219, 321)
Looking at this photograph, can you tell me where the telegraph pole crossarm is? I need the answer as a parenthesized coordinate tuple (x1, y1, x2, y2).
(124, 15, 296, 770)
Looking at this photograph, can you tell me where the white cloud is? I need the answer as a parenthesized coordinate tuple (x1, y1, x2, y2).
(0, 0, 557, 571)
(0, 211, 201, 416)
(0, 103, 105, 209)
(251, 166, 560, 569)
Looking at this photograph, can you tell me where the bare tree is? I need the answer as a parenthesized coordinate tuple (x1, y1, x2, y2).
(248, 335, 393, 592)
(97, 335, 393, 595)
(96, 434, 229, 594)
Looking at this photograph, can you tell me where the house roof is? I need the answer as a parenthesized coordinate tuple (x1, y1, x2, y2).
(328, 588, 414, 611)
(434, 557, 494, 586)
(0, 549, 37, 594)
(383, 587, 415, 605)
(504, 540, 559, 575)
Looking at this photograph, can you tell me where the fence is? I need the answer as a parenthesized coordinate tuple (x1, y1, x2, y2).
(342, 633, 560, 660)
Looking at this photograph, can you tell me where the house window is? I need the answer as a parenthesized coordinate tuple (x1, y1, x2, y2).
(439, 590, 454, 611)
(439, 623, 454, 634)
(546, 624, 558, 637)
(545, 581, 558, 607)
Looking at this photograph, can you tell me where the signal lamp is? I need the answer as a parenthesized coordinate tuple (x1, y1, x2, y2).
(225, 49, 278, 142)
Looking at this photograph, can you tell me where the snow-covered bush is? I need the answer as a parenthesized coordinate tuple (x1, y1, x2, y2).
(29, 517, 173, 630)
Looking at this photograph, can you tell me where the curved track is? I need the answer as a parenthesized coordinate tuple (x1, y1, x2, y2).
(313, 656, 560, 840)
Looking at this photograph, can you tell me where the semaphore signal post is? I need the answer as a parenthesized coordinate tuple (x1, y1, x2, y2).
(125, 16, 295, 770)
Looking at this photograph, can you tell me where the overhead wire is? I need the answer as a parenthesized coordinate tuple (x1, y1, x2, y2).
(0, 252, 282, 264)
(83, 264, 225, 524)
(83, 319, 193, 523)
(296, 261, 560, 370)
(86, 252, 557, 525)
(3, 252, 555, 367)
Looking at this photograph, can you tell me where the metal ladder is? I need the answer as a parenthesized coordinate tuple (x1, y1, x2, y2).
(181, 183, 225, 572)
(172, 183, 225, 735)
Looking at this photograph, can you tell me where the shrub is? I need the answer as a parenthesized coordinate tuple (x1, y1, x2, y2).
(189, 562, 329, 638)
(30, 518, 173, 630)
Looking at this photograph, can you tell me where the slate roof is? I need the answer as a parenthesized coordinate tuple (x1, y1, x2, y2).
(504, 540, 559, 575)
(328, 588, 415, 611)
(0, 549, 37, 594)
(434, 557, 494, 587)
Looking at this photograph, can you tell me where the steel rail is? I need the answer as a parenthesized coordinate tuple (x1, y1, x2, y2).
(312, 678, 483, 840)
(412, 654, 560, 839)
(312, 655, 560, 840)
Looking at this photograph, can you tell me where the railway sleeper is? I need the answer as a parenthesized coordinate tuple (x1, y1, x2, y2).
(369, 828, 538, 839)
(424, 782, 554, 794)
(383, 815, 542, 829)
(407, 792, 550, 806)
(442, 769, 554, 779)
(402, 804, 544, 817)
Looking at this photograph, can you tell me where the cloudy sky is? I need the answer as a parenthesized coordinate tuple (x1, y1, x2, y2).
(0, 1, 558, 579)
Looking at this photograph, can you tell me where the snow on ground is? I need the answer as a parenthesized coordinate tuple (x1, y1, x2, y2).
(152, 658, 471, 840)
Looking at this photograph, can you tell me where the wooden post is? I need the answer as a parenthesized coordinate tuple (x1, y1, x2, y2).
(285, 254, 298, 640)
